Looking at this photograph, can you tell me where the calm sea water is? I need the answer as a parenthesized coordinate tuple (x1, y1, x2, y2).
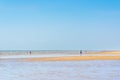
(0, 60, 120, 80)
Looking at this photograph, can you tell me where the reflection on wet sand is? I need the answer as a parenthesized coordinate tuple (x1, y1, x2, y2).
(0, 61, 120, 80)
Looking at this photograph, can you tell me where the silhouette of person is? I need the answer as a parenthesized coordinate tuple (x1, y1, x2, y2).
(80, 50, 82, 55)
(29, 51, 32, 55)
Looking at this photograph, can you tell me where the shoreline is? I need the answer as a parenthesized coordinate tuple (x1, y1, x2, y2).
(0, 51, 120, 61)
(1, 56, 120, 61)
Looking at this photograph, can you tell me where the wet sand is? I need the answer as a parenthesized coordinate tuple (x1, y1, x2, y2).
(1, 60, 120, 80)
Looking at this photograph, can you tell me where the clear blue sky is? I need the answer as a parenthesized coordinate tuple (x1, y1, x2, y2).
(0, 0, 120, 50)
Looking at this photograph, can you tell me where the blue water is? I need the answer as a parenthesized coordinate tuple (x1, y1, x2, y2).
(0, 60, 120, 80)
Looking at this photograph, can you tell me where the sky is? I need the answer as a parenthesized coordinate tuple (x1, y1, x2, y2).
(0, 0, 120, 50)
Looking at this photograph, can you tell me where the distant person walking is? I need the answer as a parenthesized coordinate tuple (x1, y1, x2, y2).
(29, 51, 32, 55)
(80, 50, 82, 55)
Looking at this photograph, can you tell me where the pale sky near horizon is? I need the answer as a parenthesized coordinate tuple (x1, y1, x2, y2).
(0, 0, 120, 50)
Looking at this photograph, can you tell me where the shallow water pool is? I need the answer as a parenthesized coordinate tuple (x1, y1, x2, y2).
(0, 60, 120, 80)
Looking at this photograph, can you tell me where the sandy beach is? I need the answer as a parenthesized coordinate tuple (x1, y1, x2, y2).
(0, 51, 120, 80)
(0, 51, 120, 61)
(25, 56, 120, 61)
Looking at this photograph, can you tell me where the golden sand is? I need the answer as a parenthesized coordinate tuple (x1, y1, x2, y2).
(24, 56, 120, 61)
(1, 51, 120, 61)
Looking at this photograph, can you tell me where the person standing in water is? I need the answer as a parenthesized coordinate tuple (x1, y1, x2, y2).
(80, 50, 82, 55)
(29, 51, 32, 55)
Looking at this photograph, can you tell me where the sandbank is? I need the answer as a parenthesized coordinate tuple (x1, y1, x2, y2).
(23, 56, 120, 61)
